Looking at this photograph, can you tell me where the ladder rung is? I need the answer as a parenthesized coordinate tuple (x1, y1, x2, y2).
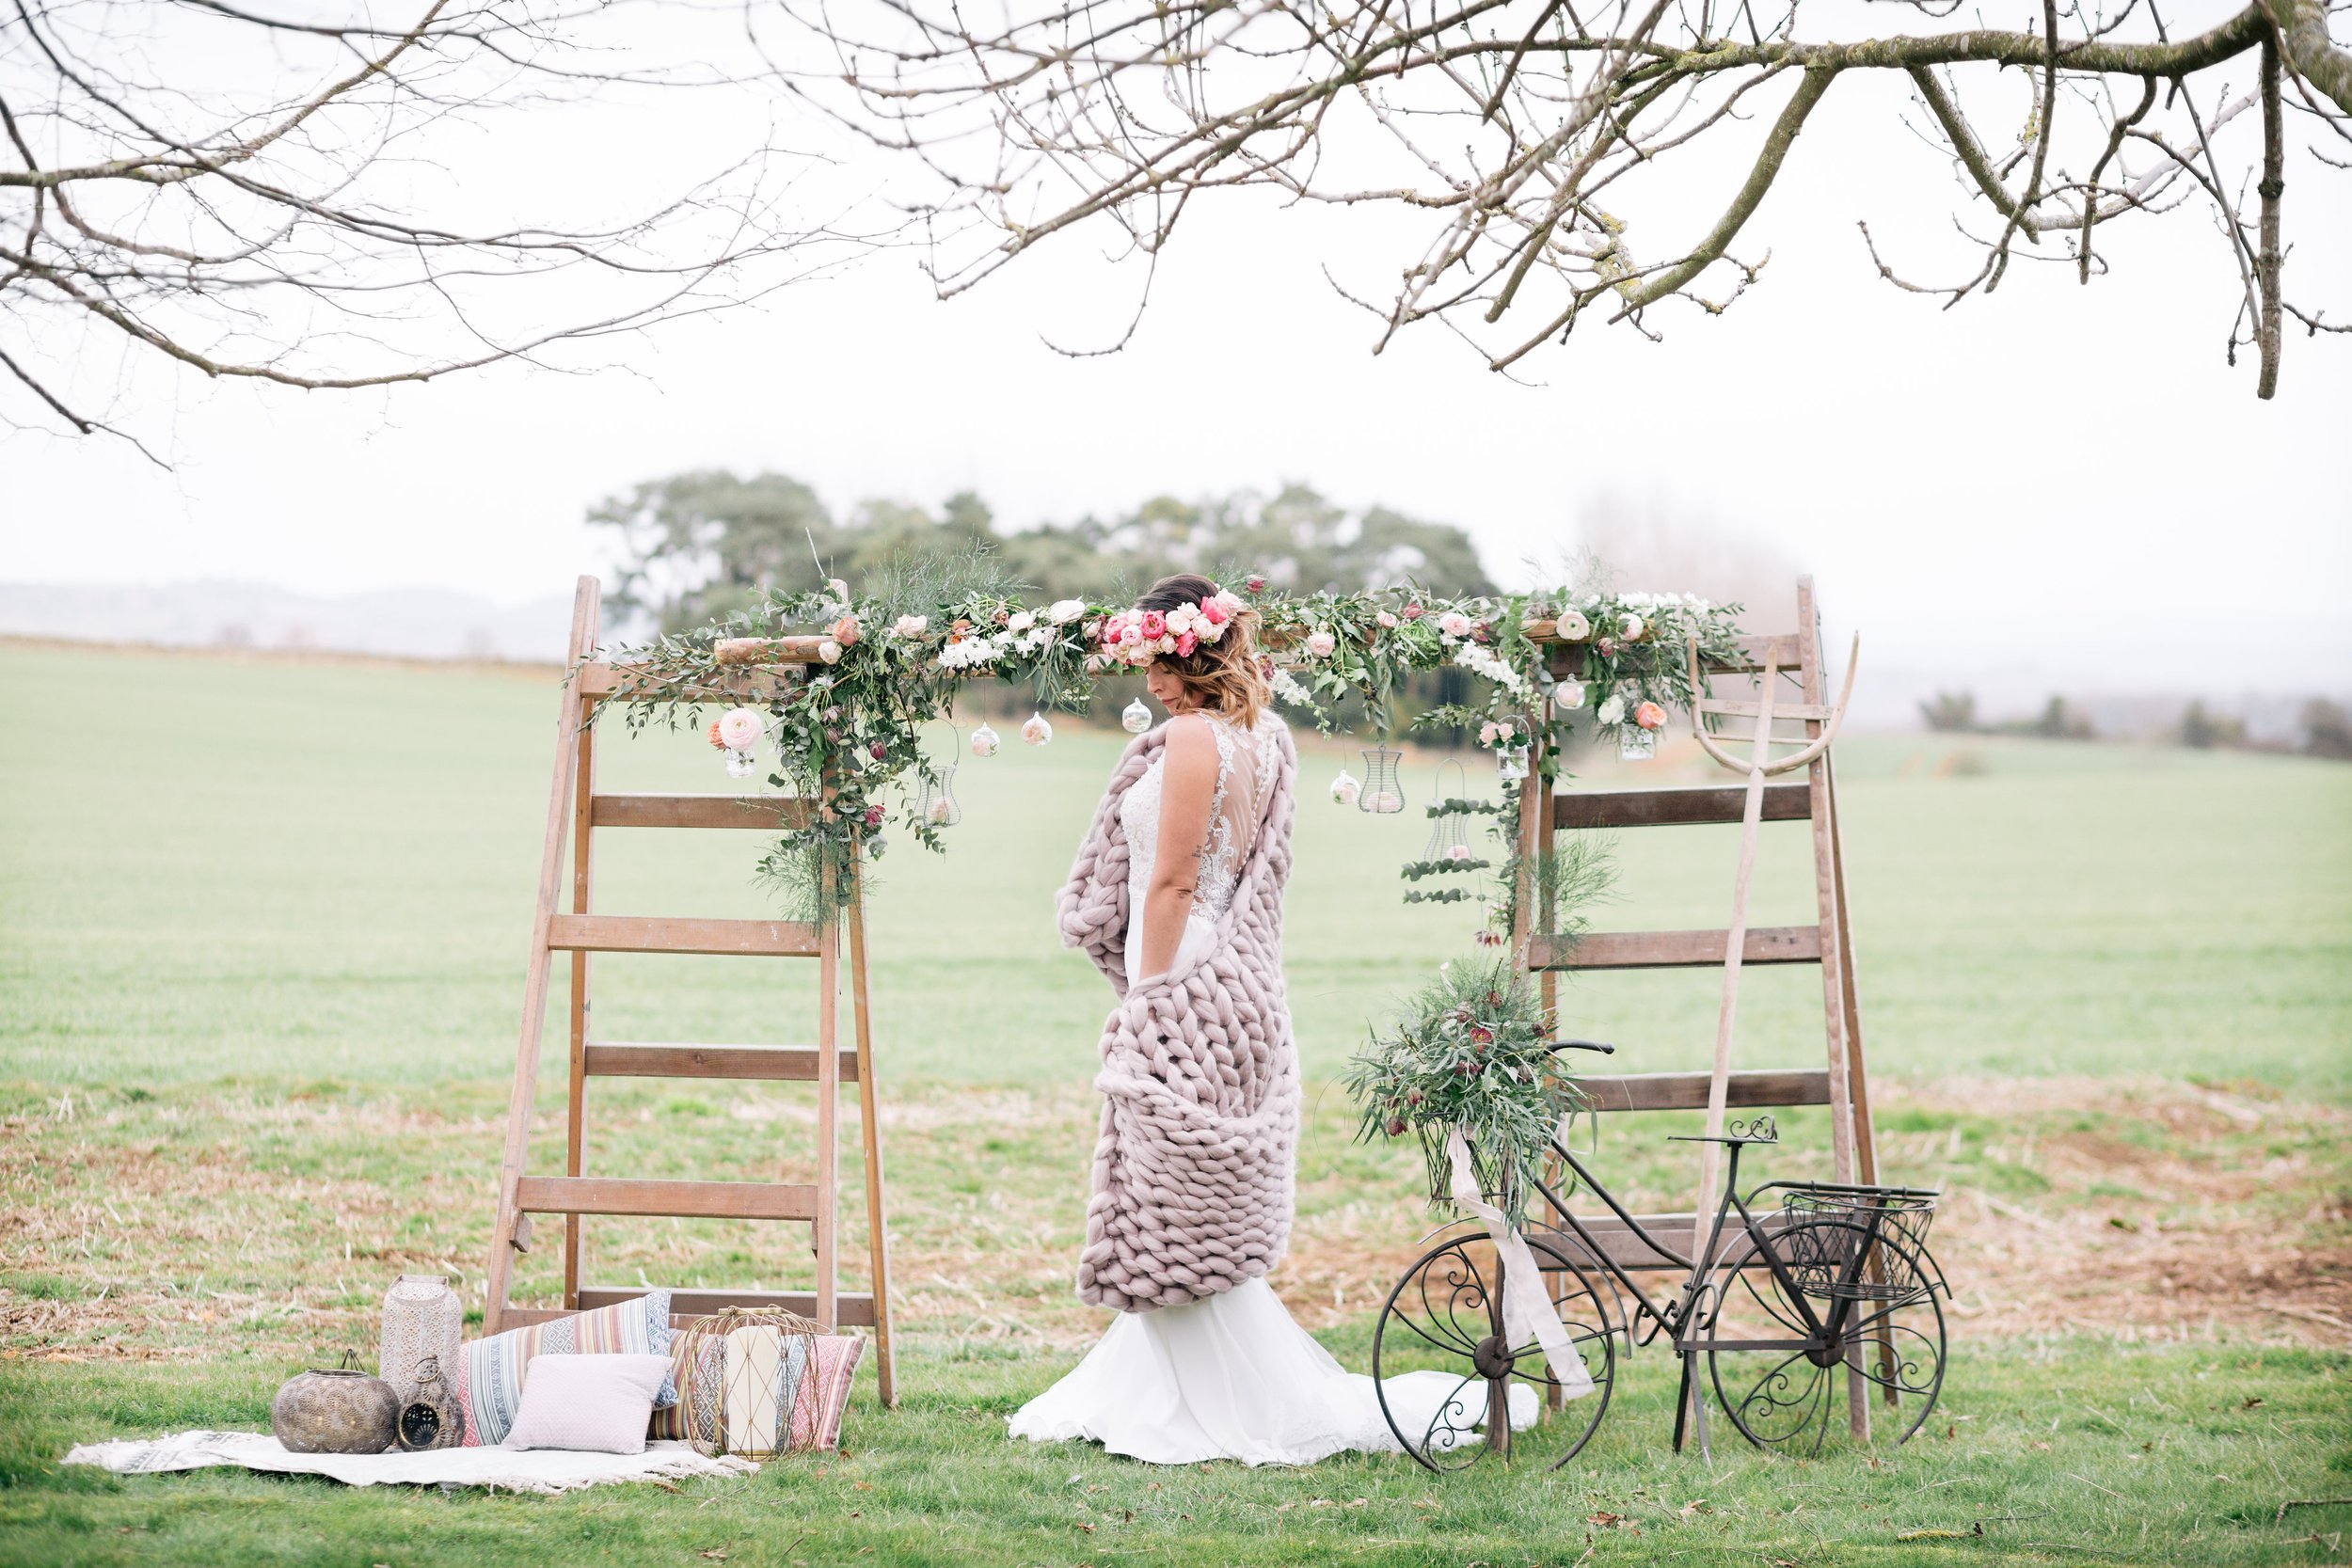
(1534, 1209, 1796, 1271)
(1555, 783, 1811, 831)
(514, 1176, 818, 1222)
(1546, 632, 1802, 678)
(1576, 1069, 1831, 1114)
(590, 794, 814, 831)
(547, 913, 820, 958)
(577, 1286, 878, 1329)
(1531, 926, 1821, 971)
(1696, 698, 1837, 721)
(584, 1042, 858, 1083)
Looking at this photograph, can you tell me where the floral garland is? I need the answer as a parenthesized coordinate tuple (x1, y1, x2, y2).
(599, 560, 1745, 919)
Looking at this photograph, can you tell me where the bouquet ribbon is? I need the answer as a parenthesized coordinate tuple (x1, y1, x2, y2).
(1444, 1129, 1595, 1400)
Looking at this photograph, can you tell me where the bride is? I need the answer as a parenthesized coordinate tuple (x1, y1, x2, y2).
(1009, 573, 1534, 1466)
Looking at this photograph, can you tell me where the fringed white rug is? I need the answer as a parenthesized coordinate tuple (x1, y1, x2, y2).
(63, 1431, 758, 1494)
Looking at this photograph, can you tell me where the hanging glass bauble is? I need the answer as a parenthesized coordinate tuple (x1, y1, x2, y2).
(1121, 698, 1153, 735)
(1022, 711, 1054, 747)
(866, 832, 888, 861)
(1496, 742, 1530, 782)
(1329, 768, 1361, 806)
(724, 750, 758, 780)
(1618, 726, 1658, 762)
(970, 722, 1000, 758)
(1359, 745, 1405, 814)
(1422, 759, 1474, 863)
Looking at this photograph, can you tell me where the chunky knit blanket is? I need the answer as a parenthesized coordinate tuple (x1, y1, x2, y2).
(1057, 721, 1302, 1312)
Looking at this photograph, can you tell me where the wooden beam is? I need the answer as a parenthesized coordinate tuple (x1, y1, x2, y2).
(590, 794, 813, 831)
(583, 1042, 859, 1082)
(1574, 1069, 1831, 1114)
(1554, 783, 1811, 830)
(712, 636, 831, 666)
(514, 1176, 818, 1222)
(547, 913, 820, 958)
(1529, 926, 1822, 971)
(574, 662, 795, 701)
(578, 1287, 879, 1328)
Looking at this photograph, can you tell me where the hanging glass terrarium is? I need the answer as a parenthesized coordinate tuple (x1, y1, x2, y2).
(1422, 759, 1475, 863)
(1496, 741, 1531, 782)
(1121, 697, 1153, 735)
(1618, 725, 1658, 762)
(914, 721, 961, 828)
(1359, 745, 1406, 814)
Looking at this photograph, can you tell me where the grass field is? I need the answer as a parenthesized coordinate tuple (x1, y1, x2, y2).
(3, 641, 2349, 1567)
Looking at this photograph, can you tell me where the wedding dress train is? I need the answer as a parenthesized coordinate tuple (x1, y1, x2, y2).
(1011, 711, 1535, 1465)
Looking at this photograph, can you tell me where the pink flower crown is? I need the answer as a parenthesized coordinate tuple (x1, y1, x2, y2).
(1096, 587, 1249, 668)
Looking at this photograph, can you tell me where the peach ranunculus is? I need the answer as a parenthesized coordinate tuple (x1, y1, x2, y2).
(1633, 701, 1667, 730)
(707, 720, 725, 750)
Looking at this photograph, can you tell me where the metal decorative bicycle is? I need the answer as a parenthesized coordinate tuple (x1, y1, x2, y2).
(1372, 1040, 1949, 1470)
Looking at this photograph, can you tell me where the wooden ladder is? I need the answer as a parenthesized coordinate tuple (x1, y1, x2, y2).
(1517, 576, 1873, 1429)
(481, 577, 897, 1407)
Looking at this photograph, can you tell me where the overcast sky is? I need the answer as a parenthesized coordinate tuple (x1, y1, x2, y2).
(4, 8, 2345, 706)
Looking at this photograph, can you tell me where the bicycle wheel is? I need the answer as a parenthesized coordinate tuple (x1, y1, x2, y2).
(1370, 1230, 1616, 1474)
(1698, 1216, 1947, 1455)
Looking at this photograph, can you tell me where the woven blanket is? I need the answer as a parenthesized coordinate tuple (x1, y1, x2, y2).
(1057, 721, 1301, 1311)
(61, 1431, 756, 1494)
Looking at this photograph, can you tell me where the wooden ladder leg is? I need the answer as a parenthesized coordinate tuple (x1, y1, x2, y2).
(1798, 579, 1870, 1442)
(485, 576, 600, 1337)
(563, 705, 596, 1309)
(815, 861, 840, 1333)
(846, 863, 897, 1406)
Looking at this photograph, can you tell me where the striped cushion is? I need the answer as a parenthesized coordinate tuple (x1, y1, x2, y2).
(454, 1291, 674, 1448)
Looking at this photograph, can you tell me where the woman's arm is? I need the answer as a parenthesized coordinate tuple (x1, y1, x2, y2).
(1136, 716, 1219, 981)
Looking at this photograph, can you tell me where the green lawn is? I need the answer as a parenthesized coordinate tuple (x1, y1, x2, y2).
(2, 641, 2348, 1567)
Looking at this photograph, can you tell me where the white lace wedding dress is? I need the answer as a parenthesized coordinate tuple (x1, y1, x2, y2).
(1009, 709, 1534, 1465)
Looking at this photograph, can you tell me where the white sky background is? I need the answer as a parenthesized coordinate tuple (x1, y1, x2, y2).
(2, 1, 2347, 707)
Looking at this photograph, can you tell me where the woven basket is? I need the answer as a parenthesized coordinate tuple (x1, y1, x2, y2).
(674, 1307, 826, 1460)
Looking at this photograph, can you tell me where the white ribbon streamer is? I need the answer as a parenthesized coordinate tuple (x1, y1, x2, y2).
(1444, 1129, 1595, 1400)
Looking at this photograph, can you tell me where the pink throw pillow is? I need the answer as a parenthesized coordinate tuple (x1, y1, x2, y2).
(501, 1354, 673, 1453)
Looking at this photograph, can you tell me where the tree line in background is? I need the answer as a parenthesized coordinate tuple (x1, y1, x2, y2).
(589, 469, 1499, 724)
(1921, 690, 2352, 761)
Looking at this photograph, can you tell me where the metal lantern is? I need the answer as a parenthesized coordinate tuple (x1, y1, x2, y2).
(1422, 759, 1474, 863)
(379, 1274, 464, 1449)
(270, 1350, 399, 1454)
(395, 1353, 464, 1451)
(915, 721, 961, 828)
(677, 1307, 827, 1460)
(1359, 745, 1406, 814)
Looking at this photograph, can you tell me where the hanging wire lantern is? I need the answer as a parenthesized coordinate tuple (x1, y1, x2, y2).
(675, 1307, 826, 1460)
(914, 721, 962, 828)
(1422, 759, 1475, 863)
(1359, 744, 1406, 814)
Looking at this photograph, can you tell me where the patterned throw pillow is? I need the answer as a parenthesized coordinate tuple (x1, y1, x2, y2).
(501, 1354, 673, 1454)
(455, 1290, 673, 1448)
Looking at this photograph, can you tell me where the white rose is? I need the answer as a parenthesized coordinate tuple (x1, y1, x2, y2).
(1214, 590, 1246, 614)
(1047, 598, 1087, 625)
(1621, 613, 1645, 640)
(1304, 630, 1337, 658)
(1597, 694, 1625, 725)
(818, 639, 842, 665)
(1007, 610, 1035, 633)
(1166, 604, 1200, 636)
(893, 614, 928, 639)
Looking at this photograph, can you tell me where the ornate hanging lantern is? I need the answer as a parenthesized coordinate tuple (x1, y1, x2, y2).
(1359, 745, 1405, 814)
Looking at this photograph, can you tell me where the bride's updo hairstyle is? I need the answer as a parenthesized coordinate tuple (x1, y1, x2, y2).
(1136, 572, 1269, 730)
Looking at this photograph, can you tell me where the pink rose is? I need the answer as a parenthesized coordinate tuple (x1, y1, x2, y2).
(863, 803, 884, 828)
(1376, 611, 1397, 628)
(1200, 597, 1228, 626)
(1138, 610, 1167, 641)
(1246, 574, 1266, 594)
(1634, 701, 1667, 731)
(1402, 603, 1423, 620)
(1176, 631, 1198, 657)
(1304, 630, 1336, 658)
(1479, 721, 1499, 745)
(831, 614, 860, 648)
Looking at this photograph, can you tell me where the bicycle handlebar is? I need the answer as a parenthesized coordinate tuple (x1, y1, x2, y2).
(1549, 1037, 1615, 1054)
